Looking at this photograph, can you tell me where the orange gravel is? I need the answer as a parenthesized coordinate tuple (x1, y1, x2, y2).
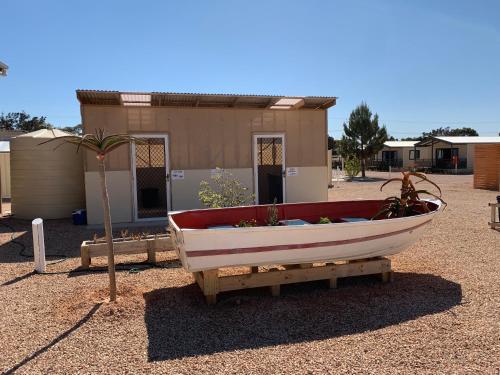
(0, 172, 498, 374)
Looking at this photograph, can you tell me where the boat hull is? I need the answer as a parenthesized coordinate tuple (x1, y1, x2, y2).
(169, 200, 441, 272)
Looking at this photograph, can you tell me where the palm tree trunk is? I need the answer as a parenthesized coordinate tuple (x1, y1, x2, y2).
(361, 158, 366, 178)
(97, 158, 117, 302)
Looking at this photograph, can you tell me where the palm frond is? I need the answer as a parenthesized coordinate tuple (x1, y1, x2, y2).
(38, 128, 143, 156)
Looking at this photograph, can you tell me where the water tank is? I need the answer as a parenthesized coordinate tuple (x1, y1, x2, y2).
(10, 129, 85, 219)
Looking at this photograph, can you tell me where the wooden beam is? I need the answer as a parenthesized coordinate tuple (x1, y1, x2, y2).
(202, 269, 219, 305)
(217, 258, 391, 293)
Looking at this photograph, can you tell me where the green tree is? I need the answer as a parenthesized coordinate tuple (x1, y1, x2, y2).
(423, 126, 478, 137)
(402, 126, 479, 141)
(0, 111, 52, 132)
(339, 103, 388, 177)
(41, 129, 143, 302)
(60, 124, 83, 135)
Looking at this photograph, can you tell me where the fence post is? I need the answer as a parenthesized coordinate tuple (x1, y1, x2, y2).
(389, 166, 392, 179)
(32, 218, 46, 273)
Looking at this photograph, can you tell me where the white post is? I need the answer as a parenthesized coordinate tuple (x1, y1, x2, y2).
(389, 165, 392, 179)
(32, 218, 46, 273)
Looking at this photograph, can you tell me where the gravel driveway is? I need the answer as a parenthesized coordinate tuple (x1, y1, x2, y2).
(0, 173, 498, 374)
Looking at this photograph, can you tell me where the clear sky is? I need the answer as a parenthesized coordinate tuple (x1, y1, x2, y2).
(1, 0, 499, 138)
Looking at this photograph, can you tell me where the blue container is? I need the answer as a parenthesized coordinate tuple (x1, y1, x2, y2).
(72, 209, 87, 225)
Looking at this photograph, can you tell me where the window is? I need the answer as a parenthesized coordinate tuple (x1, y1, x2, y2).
(409, 149, 420, 160)
(436, 148, 458, 160)
(382, 151, 397, 161)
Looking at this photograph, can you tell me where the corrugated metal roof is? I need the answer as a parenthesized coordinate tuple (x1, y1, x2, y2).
(417, 136, 500, 146)
(434, 136, 500, 144)
(76, 90, 337, 109)
(384, 141, 419, 148)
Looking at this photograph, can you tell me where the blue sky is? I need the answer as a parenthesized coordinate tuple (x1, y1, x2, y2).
(1, 0, 499, 138)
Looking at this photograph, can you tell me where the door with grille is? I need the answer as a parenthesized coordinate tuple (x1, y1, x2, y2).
(253, 135, 285, 204)
(132, 135, 170, 220)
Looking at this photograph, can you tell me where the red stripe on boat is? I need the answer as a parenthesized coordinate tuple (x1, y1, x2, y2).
(185, 219, 432, 258)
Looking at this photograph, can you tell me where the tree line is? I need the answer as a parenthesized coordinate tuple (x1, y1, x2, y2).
(0, 111, 82, 134)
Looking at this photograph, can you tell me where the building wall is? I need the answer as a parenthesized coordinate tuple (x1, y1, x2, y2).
(466, 144, 475, 171)
(375, 147, 431, 168)
(473, 144, 500, 191)
(0, 153, 10, 198)
(11, 137, 85, 220)
(82, 105, 328, 224)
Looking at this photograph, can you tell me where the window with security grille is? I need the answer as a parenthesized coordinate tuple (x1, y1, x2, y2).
(134, 138, 168, 218)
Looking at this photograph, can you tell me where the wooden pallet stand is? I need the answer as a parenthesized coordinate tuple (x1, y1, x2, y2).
(193, 257, 393, 305)
(488, 203, 500, 230)
(80, 235, 173, 268)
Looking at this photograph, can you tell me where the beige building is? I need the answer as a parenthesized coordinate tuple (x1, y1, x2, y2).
(77, 90, 336, 225)
(371, 136, 500, 173)
(371, 141, 425, 170)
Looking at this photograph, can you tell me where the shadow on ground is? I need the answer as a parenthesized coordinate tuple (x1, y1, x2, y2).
(350, 176, 388, 183)
(3, 303, 102, 375)
(144, 272, 462, 361)
(0, 217, 167, 264)
(0, 217, 88, 263)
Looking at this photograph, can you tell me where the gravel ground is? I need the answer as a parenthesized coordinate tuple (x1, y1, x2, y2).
(0, 172, 498, 374)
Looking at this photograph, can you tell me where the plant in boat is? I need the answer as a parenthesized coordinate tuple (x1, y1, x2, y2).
(318, 217, 332, 224)
(237, 219, 258, 227)
(199, 168, 254, 208)
(344, 156, 361, 179)
(372, 171, 446, 219)
(40, 129, 144, 302)
(267, 199, 280, 226)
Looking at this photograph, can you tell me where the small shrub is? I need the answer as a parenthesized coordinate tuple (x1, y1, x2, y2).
(344, 156, 361, 178)
(318, 217, 332, 224)
(267, 199, 280, 226)
(199, 168, 255, 208)
(237, 219, 258, 227)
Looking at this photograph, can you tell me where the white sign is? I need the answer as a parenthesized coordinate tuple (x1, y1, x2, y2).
(286, 167, 298, 177)
(171, 170, 185, 180)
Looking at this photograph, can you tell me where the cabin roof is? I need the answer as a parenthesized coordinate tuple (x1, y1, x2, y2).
(384, 141, 419, 148)
(76, 90, 337, 110)
(417, 136, 500, 146)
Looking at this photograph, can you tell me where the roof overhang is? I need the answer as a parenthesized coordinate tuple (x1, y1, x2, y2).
(76, 90, 337, 110)
(416, 136, 500, 147)
(415, 136, 444, 147)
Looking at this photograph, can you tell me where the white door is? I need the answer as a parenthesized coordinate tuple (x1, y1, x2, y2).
(131, 134, 171, 221)
(253, 134, 286, 204)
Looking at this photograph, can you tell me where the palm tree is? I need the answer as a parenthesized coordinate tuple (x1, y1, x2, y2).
(41, 129, 143, 302)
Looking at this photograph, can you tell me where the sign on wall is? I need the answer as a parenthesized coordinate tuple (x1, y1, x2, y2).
(171, 170, 185, 180)
(286, 167, 298, 177)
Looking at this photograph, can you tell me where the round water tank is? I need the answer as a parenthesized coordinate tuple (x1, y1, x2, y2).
(10, 129, 85, 219)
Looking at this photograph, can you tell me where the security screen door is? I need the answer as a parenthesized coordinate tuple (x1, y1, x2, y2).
(132, 135, 169, 219)
(254, 135, 285, 204)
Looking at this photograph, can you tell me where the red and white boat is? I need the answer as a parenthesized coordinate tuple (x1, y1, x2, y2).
(169, 200, 443, 272)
